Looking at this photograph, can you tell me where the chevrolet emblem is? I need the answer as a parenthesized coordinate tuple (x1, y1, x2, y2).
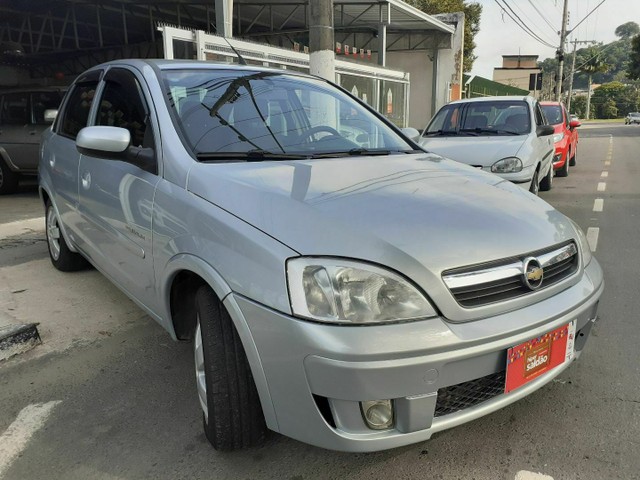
(523, 257, 544, 290)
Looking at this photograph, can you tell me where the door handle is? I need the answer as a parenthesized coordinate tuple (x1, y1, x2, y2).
(29, 130, 37, 135)
(81, 171, 91, 190)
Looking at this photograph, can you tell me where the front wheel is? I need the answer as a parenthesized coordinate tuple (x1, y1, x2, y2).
(529, 169, 540, 196)
(539, 163, 553, 191)
(45, 200, 89, 271)
(194, 286, 266, 451)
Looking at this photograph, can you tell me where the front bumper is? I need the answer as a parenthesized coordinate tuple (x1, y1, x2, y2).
(227, 259, 603, 452)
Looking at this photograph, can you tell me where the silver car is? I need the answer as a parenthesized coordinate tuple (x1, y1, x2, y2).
(418, 96, 556, 195)
(39, 60, 603, 452)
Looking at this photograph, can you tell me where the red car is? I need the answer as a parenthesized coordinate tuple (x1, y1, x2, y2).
(541, 101, 580, 177)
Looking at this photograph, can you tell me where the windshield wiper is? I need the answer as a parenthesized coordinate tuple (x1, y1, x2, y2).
(196, 150, 310, 162)
(423, 129, 459, 136)
(461, 127, 521, 136)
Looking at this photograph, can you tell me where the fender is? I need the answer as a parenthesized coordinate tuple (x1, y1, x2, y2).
(159, 253, 278, 430)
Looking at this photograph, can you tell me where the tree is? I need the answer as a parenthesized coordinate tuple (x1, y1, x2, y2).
(570, 95, 594, 119)
(615, 22, 640, 39)
(407, 0, 482, 73)
(579, 47, 610, 119)
(627, 35, 640, 80)
(590, 81, 640, 118)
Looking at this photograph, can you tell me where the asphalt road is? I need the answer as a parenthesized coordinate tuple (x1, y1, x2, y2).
(0, 123, 639, 480)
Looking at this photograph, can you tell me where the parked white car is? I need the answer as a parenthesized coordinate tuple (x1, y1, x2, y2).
(418, 96, 555, 195)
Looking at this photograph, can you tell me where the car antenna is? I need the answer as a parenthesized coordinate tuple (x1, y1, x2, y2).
(210, 23, 247, 66)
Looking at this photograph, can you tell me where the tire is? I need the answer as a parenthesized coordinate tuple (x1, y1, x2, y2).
(45, 200, 89, 271)
(0, 157, 19, 195)
(529, 168, 540, 196)
(569, 149, 576, 167)
(540, 163, 553, 191)
(194, 286, 266, 451)
(556, 152, 570, 177)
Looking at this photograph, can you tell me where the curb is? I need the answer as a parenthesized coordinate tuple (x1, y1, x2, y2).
(0, 323, 41, 362)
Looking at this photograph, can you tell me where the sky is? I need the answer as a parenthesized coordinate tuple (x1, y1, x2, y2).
(470, 0, 640, 78)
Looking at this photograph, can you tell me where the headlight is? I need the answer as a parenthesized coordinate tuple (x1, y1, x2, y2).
(286, 258, 437, 324)
(491, 157, 523, 173)
(553, 132, 565, 143)
(570, 220, 592, 266)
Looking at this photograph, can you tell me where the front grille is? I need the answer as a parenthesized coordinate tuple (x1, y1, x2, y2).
(443, 242, 579, 308)
(434, 371, 506, 417)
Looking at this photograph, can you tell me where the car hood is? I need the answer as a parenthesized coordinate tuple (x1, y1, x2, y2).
(188, 153, 576, 320)
(418, 135, 527, 167)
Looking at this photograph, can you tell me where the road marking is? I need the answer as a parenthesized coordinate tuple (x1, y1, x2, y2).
(586, 227, 600, 252)
(597, 182, 606, 192)
(0, 401, 61, 477)
(593, 199, 604, 212)
(515, 471, 554, 480)
(605, 161, 611, 166)
(601, 171, 608, 178)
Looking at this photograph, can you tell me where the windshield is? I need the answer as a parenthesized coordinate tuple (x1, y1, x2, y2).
(423, 100, 531, 136)
(161, 69, 414, 159)
(541, 105, 563, 125)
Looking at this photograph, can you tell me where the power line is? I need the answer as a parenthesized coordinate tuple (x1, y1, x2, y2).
(526, 0, 558, 35)
(511, 0, 558, 44)
(568, 0, 608, 35)
(493, 0, 556, 49)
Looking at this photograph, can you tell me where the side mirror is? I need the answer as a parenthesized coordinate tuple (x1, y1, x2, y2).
(569, 119, 581, 129)
(76, 126, 156, 172)
(536, 125, 555, 137)
(401, 127, 421, 142)
(76, 126, 130, 157)
(44, 109, 58, 124)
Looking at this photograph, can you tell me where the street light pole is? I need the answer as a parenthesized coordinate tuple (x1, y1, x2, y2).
(555, 0, 569, 102)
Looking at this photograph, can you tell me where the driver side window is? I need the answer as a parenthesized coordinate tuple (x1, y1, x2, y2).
(97, 69, 154, 152)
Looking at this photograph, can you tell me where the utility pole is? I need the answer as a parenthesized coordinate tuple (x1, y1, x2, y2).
(309, 0, 335, 81)
(566, 39, 596, 113)
(555, 0, 569, 102)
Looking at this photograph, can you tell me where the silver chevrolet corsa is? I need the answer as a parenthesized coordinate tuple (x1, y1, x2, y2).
(39, 60, 603, 452)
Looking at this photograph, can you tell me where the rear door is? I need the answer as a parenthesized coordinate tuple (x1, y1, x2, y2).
(77, 66, 160, 309)
(47, 71, 101, 244)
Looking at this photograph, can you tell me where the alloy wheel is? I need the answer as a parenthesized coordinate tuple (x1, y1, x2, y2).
(46, 207, 62, 261)
(194, 316, 208, 419)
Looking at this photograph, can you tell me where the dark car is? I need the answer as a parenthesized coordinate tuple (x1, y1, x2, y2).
(0, 87, 65, 194)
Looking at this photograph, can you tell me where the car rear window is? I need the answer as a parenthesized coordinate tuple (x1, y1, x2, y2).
(541, 105, 563, 125)
(424, 100, 530, 136)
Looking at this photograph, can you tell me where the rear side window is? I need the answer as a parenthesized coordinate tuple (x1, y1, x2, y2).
(60, 83, 98, 139)
(0, 92, 29, 125)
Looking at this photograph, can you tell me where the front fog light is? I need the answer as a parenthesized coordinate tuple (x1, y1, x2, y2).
(360, 400, 394, 430)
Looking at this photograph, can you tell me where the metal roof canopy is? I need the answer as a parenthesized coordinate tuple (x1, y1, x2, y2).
(0, 0, 454, 77)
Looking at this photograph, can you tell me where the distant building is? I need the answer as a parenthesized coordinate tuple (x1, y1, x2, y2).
(493, 55, 542, 96)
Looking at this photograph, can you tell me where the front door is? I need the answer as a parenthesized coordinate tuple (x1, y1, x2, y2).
(77, 67, 160, 310)
(0, 92, 30, 170)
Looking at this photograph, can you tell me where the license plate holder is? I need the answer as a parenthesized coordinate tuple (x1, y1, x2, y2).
(505, 320, 577, 394)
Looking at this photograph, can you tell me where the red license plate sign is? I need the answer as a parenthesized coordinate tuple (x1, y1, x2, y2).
(505, 320, 577, 394)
